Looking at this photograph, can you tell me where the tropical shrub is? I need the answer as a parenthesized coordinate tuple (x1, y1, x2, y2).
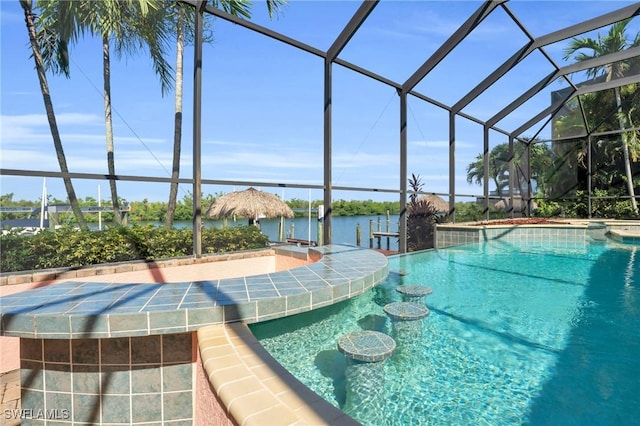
(533, 200, 563, 217)
(561, 189, 638, 219)
(407, 174, 445, 251)
(454, 202, 483, 222)
(0, 225, 268, 273)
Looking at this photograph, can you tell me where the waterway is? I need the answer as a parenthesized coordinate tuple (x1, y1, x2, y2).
(167, 214, 400, 251)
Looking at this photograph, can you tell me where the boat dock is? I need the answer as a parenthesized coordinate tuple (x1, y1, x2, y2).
(371, 231, 399, 250)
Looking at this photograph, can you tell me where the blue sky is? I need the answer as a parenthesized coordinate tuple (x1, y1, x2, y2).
(1, 0, 639, 205)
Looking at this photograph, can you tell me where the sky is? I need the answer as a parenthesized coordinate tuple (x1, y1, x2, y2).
(1, 0, 639, 206)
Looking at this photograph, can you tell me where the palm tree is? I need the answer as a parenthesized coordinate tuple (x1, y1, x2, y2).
(20, 0, 88, 230)
(528, 143, 554, 196)
(164, 0, 286, 228)
(38, 0, 174, 225)
(164, 3, 188, 228)
(467, 140, 552, 201)
(563, 19, 640, 214)
(466, 144, 509, 198)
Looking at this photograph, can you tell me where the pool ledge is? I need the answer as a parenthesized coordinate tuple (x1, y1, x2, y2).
(197, 323, 359, 425)
(608, 228, 640, 244)
(0, 244, 388, 338)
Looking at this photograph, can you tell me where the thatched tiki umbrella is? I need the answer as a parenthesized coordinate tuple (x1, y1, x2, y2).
(205, 187, 294, 226)
(418, 194, 449, 214)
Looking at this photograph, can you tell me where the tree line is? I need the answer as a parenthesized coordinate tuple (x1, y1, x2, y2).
(0, 192, 401, 224)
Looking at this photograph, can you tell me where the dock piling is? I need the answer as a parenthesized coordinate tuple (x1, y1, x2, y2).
(369, 220, 374, 248)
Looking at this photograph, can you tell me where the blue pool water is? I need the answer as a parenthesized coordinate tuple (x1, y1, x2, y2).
(250, 240, 640, 425)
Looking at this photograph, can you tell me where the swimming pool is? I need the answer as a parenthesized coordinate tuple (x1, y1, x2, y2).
(250, 239, 640, 425)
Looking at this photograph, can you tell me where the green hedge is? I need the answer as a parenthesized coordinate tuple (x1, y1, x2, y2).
(0, 224, 269, 273)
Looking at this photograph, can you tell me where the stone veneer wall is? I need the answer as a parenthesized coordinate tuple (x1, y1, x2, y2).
(20, 333, 195, 424)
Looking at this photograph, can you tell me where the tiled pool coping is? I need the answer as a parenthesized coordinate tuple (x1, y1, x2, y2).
(0, 244, 388, 339)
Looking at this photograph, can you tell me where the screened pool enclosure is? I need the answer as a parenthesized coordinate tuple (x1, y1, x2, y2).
(2, 0, 639, 253)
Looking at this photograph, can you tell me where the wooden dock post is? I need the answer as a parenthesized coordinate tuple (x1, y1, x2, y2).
(356, 224, 361, 246)
(386, 210, 390, 249)
(369, 220, 374, 248)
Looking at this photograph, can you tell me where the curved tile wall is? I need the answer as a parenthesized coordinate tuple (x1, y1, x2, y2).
(0, 245, 388, 339)
(0, 245, 388, 425)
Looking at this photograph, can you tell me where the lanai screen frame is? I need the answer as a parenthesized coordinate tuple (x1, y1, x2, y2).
(181, 0, 640, 254)
(3, 2, 634, 253)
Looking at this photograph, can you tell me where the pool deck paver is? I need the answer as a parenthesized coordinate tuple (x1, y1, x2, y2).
(0, 369, 20, 426)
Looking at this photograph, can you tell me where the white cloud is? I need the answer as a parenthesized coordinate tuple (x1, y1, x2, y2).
(411, 139, 476, 149)
(203, 139, 263, 149)
(1, 113, 101, 143)
(334, 152, 397, 169)
(212, 174, 322, 186)
(411, 140, 449, 149)
(375, 7, 512, 42)
(407, 11, 467, 38)
(1, 113, 166, 149)
(197, 150, 322, 170)
(0, 149, 58, 169)
(5, 91, 40, 96)
(1, 113, 102, 127)
(418, 174, 450, 182)
(85, 135, 167, 145)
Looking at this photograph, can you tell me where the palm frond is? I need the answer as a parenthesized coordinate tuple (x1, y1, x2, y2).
(214, 0, 252, 19)
(265, 0, 287, 19)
